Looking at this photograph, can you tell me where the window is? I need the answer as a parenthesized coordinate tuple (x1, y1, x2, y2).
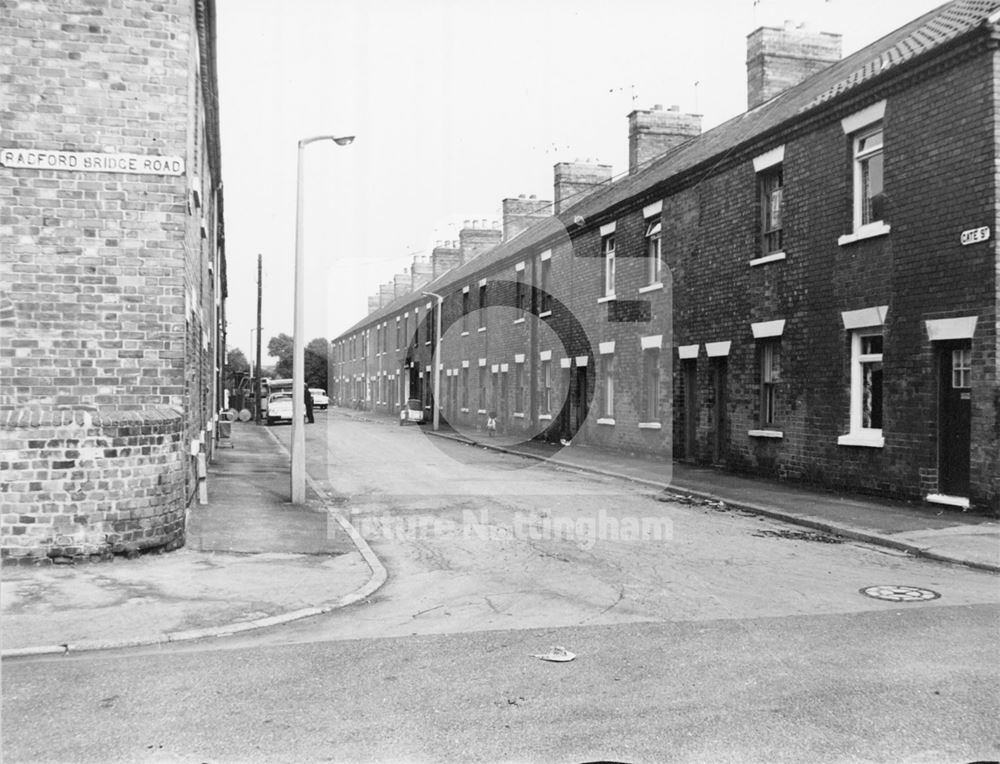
(760, 167, 783, 254)
(461, 368, 469, 408)
(602, 355, 615, 418)
(478, 366, 486, 410)
(462, 291, 470, 332)
(402, 315, 409, 348)
(643, 350, 660, 421)
(853, 125, 884, 230)
(952, 348, 971, 388)
(645, 218, 662, 285)
(540, 360, 552, 415)
(759, 341, 780, 426)
(514, 361, 524, 413)
(601, 234, 616, 297)
(427, 304, 435, 346)
(395, 318, 401, 350)
(839, 331, 884, 446)
(479, 284, 487, 329)
(515, 270, 525, 313)
(539, 257, 552, 313)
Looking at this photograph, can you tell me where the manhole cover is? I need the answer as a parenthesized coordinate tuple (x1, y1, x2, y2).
(860, 585, 940, 602)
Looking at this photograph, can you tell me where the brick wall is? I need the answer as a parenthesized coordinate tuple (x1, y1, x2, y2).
(1, 408, 186, 564)
(0, 1, 223, 558)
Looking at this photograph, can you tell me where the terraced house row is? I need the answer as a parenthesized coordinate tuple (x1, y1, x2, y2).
(333, 0, 1000, 515)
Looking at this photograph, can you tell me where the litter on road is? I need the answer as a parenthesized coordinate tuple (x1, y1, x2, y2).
(531, 646, 576, 662)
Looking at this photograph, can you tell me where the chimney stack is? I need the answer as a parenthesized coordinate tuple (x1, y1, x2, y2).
(431, 241, 462, 279)
(627, 104, 701, 174)
(553, 161, 613, 214)
(411, 255, 433, 290)
(393, 267, 411, 298)
(746, 21, 841, 109)
(459, 220, 502, 264)
(379, 282, 395, 306)
(368, 295, 380, 314)
(502, 194, 552, 242)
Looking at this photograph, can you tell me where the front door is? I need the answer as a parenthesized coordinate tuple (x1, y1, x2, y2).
(682, 360, 697, 460)
(571, 366, 588, 436)
(938, 343, 971, 496)
(499, 372, 509, 431)
(711, 359, 727, 464)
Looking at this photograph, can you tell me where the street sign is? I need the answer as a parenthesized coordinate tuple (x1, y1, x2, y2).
(960, 226, 990, 246)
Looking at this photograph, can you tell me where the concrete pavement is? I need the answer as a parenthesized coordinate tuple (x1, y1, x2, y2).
(0, 420, 386, 657)
(342, 406, 1000, 574)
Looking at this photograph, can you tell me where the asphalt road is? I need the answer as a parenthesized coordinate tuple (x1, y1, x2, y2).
(3, 411, 998, 763)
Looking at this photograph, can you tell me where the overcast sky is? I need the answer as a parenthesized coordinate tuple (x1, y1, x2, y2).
(216, 0, 945, 368)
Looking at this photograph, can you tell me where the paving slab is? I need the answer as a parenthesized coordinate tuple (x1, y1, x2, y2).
(1, 422, 378, 656)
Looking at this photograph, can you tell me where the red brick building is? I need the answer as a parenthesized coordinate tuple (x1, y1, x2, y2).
(0, 0, 227, 562)
(333, 0, 999, 515)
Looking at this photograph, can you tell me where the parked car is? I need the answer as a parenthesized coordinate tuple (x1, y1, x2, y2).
(266, 392, 293, 425)
(309, 388, 329, 410)
(399, 398, 425, 426)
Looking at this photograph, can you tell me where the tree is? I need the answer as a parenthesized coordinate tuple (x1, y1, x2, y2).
(266, 334, 329, 389)
(267, 333, 293, 378)
(225, 348, 250, 392)
(305, 338, 329, 390)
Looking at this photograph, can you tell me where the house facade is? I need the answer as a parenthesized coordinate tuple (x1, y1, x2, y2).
(0, 0, 227, 562)
(333, 0, 999, 515)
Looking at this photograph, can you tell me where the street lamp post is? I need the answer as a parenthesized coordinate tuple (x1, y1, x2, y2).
(291, 133, 354, 504)
(422, 291, 443, 431)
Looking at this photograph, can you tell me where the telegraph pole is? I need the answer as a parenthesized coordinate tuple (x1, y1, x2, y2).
(255, 254, 263, 425)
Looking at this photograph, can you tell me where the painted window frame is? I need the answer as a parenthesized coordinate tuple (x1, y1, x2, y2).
(645, 219, 662, 285)
(853, 124, 885, 232)
(759, 166, 784, 255)
(643, 348, 660, 422)
(539, 359, 553, 416)
(539, 256, 552, 314)
(514, 360, 525, 414)
(602, 354, 615, 418)
(601, 233, 616, 298)
(759, 340, 780, 427)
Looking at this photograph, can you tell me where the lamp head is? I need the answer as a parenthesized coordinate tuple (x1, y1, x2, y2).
(333, 136, 355, 146)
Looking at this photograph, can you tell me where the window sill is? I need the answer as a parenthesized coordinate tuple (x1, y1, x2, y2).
(538, 414, 552, 421)
(477, 409, 487, 415)
(748, 429, 783, 438)
(461, 331, 469, 337)
(749, 251, 786, 267)
(478, 327, 486, 333)
(539, 310, 552, 318)
(597, 295, 616, 304)
(837, 432, 884, 448)
(638, 282, 663, 294)
(638, 422, 661, 430)
(513, 318, 525, 325)
(513, 412, 525, 419)
(597, 417, 616, 426)
(838, 222, 891, 246)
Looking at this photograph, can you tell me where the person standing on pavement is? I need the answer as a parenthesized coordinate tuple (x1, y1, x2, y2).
(304, 385, 314, 424)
